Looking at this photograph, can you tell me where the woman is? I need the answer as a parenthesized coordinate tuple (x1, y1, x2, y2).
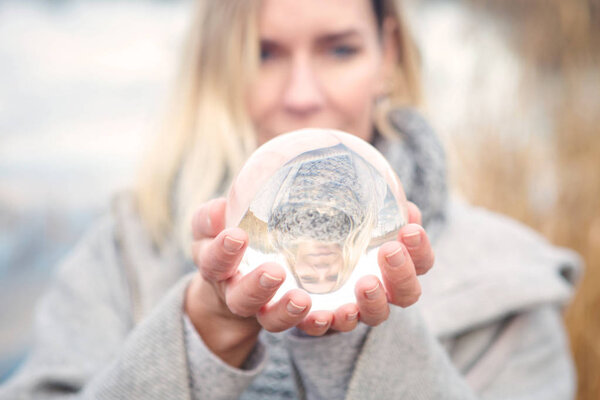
(0, 0, 580, 399)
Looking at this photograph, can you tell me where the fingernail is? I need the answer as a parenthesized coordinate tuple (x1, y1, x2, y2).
(259, 272, 283, 288)
(223, 235, 244, 253)
(206, 212, 212, 232)
(287, 300, 307, 315)
(314, 319, 329, 328)
(402, 230, 422, 248)
(205, 200, 214, 231)
(385, 245, 405, 267)
(365, 283, 380, 300)
(346, 312, 359, 321)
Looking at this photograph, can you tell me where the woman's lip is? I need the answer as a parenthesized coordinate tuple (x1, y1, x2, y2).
(307, 252, 335, 257)
(311, 243, 339, 252)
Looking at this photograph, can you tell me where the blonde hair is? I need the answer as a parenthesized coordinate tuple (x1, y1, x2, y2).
(134, 0, 422, 252)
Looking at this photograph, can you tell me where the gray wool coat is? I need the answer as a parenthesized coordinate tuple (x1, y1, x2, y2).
(0, 191, 581, 399)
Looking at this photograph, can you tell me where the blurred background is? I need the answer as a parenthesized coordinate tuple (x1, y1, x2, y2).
(0, 0, 598, 398)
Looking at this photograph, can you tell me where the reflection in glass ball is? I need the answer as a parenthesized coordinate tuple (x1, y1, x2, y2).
(226, 129, 407, 311)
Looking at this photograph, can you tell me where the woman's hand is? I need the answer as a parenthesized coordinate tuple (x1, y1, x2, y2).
(296, 202, 433, 333)
(184, 198, 434, 367)
(185, 198, 312, 367)
(353, 201, 434, 327)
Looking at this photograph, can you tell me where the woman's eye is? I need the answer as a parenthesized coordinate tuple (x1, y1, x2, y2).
(300, 275, 319, 284)
(259, 42, 278, 62)
(330, 45, 358, 59)
(260, 47, 274, 62)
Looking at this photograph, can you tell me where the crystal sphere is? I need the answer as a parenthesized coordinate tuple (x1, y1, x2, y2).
(226, 129, 408, 311)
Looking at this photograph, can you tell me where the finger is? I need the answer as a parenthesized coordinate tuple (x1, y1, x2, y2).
(355, 275, 390, 326)
(297, 310, 334, 336)
(224, 262, 286, 317)
(406, 201, 422, 225)
(192, 198, 227, 240)
(194, 227, 247, 282)
(330, 303, 360, 332)
(257, 289, 311, 332)
(378, 241, 422, 307)
(398, 224, 435, 275)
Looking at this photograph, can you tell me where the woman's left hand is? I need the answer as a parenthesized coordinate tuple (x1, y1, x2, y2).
(296, 201, 434, 334)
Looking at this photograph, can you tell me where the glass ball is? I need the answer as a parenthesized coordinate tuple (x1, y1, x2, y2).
(226, 129, 408, 311)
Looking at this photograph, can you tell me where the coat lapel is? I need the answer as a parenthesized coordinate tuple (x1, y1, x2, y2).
(345, 308, 413, 400)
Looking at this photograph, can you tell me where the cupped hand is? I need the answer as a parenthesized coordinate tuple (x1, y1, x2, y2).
(298, 202, 433, 332)
(185, 198, 434, 365)
(352, 201, 434, 327)
(185, 198, 316, 367)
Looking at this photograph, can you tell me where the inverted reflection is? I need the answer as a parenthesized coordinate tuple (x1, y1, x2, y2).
(228, 129, 407, 310)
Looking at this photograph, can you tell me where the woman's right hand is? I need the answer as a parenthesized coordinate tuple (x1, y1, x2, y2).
(185, 198, 317, 367)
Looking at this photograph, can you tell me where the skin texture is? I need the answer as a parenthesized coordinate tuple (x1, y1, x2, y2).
(186, 199, 433, 367)
(185, 0, 435, 368)
(247, 0, 397, 145)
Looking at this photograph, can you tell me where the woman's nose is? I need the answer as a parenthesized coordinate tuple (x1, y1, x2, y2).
(282, 56, 325, 116)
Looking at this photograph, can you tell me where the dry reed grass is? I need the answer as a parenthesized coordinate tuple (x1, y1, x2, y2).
(448, 1, 600, 398)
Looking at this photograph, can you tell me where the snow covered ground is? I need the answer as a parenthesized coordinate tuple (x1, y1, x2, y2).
(0, 0, 531, 382)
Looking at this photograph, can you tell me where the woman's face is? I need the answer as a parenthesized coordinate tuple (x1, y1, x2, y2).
(292, 241, 344, 294)
(248, 0, 396, 145)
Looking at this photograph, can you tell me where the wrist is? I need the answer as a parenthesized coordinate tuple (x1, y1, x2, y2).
(185, 274, 262, 367)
